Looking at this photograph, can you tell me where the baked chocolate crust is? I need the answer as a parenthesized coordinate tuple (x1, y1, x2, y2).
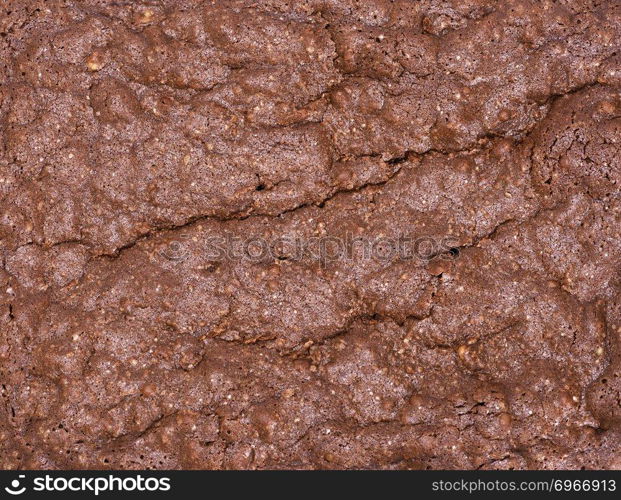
(1, 0, 621, 469)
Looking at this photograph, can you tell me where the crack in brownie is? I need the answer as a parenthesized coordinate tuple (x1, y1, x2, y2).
(1, 0, 621, 469)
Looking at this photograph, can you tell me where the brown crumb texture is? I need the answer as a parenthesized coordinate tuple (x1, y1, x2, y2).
(1, 0, 621, 470)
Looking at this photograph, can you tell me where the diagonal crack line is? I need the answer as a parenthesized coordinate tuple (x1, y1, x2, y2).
(541, 80, 601, 110)
(16, 81, 608, 263)
(95, 153, 412, 262)
(428, 198, 567, 263)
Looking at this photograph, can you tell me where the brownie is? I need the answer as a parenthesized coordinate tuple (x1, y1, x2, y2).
(1, 0, 621, 470)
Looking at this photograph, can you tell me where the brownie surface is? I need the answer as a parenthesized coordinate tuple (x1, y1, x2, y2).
(1, 0, 621, 469)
